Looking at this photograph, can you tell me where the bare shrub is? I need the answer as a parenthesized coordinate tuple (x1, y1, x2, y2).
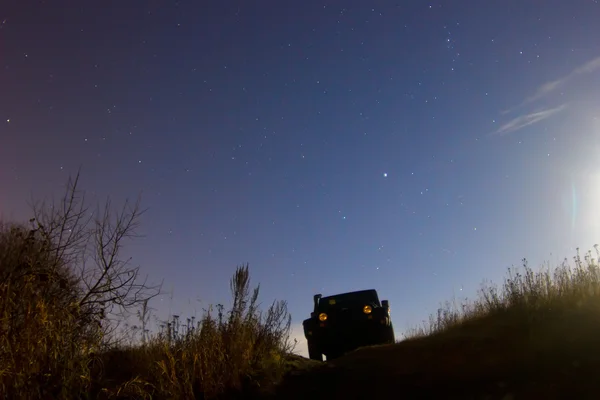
(0, 171, 161, 398)
(0, 222, 95, 398)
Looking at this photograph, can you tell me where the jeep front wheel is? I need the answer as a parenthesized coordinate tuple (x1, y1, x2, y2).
(382, 325, 395, 344)
(307, 340, 323, 361)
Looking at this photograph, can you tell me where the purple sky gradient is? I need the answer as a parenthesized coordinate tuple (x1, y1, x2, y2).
(1, 1, 599, 355)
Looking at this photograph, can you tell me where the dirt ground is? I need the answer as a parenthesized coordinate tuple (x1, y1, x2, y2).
(269, 330, 600, 400)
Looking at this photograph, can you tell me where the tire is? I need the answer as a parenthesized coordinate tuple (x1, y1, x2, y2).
(375, 321, 394, 344)
(307, 340, 323, 361)
(382, 324, 395, 344)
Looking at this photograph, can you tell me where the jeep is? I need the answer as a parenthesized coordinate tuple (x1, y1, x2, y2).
(302, 289, 395, 361)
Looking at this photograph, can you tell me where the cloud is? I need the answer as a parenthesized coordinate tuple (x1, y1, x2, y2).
(519, 56, 600, 108)
(499, 56, 600, 117)
(492, 58, 600, 135)
(492, 104, 568, 136)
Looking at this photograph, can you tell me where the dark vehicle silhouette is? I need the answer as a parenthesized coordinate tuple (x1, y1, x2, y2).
(302, 289, 395, 361)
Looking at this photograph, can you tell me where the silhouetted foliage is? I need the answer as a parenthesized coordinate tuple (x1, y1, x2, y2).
(406, 245, 600, 338)
(0, 171, 162, 398)
(0, 172, 295, 399)
(28, 171, 162, 332)
(100, 264, 294, 399)
(9, 172, 600, 399)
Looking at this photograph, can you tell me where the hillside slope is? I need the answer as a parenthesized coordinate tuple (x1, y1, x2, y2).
(271, 300, 600, 399)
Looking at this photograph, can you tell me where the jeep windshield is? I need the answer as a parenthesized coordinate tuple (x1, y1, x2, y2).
(318, 289, 380, 312)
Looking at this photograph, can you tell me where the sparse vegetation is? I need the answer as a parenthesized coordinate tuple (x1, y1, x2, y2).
(0, 174, 295, 399)
(91, 264, 294, 400)
(3, 171, 600, 399)
(275, 246, 600, 399)
(406, 246, 600, 339)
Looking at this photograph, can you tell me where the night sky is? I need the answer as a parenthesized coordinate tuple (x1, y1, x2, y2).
(1, 1, 600, 354)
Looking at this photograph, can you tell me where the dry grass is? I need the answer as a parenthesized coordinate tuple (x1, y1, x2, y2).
(94, 265, 295, 400)
(272, 245, 600, 399)
(0, 222, 101, 399)
(406, 245, 600, 340)
(4, 175, 600, 399)
(0, 219, 295, 399)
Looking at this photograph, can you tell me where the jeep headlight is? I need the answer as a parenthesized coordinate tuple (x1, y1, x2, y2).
(318, 312, 328, 321)
(363, 305, 372, 314)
